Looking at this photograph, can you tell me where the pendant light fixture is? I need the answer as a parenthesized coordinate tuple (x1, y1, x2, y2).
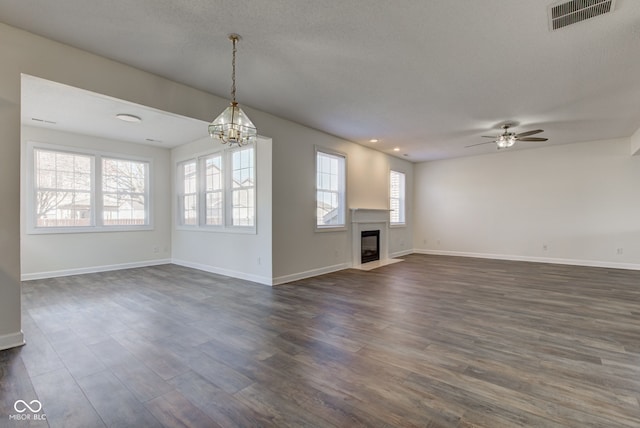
(208, 34, 257, 146)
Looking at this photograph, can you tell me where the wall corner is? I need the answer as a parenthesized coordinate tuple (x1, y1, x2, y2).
(631, 127, 640, 156)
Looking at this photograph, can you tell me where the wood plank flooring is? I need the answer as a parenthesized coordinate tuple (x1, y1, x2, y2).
(2, 254, 640, 427)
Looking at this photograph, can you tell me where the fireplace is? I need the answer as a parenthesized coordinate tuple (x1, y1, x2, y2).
(361, 230, 380, 264)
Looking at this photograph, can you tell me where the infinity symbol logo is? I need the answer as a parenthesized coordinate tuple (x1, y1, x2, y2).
(14, 400, 42, 413)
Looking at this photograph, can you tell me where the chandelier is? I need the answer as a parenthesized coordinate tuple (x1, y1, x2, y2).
(208, 34, 257, 146)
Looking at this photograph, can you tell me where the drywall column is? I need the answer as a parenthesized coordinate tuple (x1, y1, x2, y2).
(0, 60, 23, 350)
(631, 127, 640, 156)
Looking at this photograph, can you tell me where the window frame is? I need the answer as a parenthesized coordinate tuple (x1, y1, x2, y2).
(229, 146, 256, 227)
(201, 153, 224, 227)
(26, 141, 153, 234)
(175, 144, 257, 234)
(315, 146, 347, 231)
(389, 169, 406, 227)
(177, 159, 198, 227)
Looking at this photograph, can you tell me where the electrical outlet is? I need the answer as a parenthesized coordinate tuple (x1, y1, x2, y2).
(543, 244, 548, 251)
(153, 246, 159, 253)
(617, 248, 623, 255)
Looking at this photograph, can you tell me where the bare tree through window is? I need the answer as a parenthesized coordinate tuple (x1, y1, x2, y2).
(102, 158, 148, 225)
(34, 149, 92, 227)
(32, 147, 149, 229)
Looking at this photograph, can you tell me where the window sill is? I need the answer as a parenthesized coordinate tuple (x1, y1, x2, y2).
(175, 225, 257, 235)
(27, 225, 154, 235)
(389, 223, 407, 229)
(315, 225, 348, 233)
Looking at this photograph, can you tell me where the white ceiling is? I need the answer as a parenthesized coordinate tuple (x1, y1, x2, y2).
(21, 75, 208, 148)
(5, 0, 640, 161)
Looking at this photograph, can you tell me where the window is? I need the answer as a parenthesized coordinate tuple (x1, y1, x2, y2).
(203, 154, 223, 226)
(29, 144, 150, 233)
(34, 148, 93, 227)
(231, 148, 255, 226)
(316, 149, 346, 228)
(178, 160, 197, 226)
(390, 170, 406, 225)
(102, 158, 149, 226)
(176, 145, 256, 231)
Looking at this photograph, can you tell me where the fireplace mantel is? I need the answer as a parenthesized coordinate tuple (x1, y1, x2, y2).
(350, 208, 390, 268)
(350, 208, 390, 224)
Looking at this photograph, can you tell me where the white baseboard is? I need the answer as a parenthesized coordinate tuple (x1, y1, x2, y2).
(272, 262, 351, 286)
(413, 249, 640, 271)
(389, 249, 413, 258)
(21, 259, 172, 281)
(0, 331, 25, 351)
(172, 259, 273, 286)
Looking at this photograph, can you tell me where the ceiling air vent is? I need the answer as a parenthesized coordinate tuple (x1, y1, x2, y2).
(548, 0, 616, 30)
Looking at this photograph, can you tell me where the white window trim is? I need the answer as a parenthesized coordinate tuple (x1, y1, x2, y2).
(175, 145, 257, 234)
(26, 141, 153, 235)
(177, 159, 198, 228)
(227, 146, 256, 228)
(315, 146, 347, 232)
(389, 169, 406, 228)
(200, 153, 224, 228)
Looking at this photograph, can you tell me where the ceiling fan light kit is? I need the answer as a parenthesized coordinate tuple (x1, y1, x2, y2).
(496, 134, 516, 149)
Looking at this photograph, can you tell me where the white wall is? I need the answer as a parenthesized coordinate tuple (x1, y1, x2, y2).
(20, 126, 172, 279)
(414, 138, 640, 269)
(171, 136, 273, 285)
(264, 119, 414, 284)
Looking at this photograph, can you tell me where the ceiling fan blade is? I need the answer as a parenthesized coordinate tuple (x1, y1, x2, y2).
(481, 135, 497, 138)
(517, 137, 548, 142)
(465, 141, 496, 148)
(515, 129, 543, 138)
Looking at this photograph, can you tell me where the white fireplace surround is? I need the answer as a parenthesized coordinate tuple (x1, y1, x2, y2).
(351, 208, 390, 267)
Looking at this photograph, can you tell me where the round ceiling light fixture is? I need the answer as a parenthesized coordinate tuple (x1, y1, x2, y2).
(116, 113, 142, 123)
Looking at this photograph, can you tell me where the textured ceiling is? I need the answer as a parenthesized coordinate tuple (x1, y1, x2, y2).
(3, 0, 640, 161)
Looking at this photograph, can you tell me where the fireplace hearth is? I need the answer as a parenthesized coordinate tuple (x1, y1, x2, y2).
(361, 230, 380, 264)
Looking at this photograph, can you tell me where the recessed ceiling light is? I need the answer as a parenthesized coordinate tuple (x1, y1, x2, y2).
(369, 139, 379, 143)
(116, 113, 142, 123)
(393, 147, 400, 152)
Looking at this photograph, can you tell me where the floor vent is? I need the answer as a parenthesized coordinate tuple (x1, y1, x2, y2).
(548, 0, 616, 30)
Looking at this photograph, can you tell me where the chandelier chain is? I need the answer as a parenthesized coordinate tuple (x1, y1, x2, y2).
(208, 33, 257, 147)
(231, 36, 237, 103)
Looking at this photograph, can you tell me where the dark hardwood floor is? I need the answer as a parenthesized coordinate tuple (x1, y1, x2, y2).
(2, 254, 640, 427)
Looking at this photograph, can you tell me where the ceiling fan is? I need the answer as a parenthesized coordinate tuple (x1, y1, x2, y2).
(467, 124, 548, 149)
